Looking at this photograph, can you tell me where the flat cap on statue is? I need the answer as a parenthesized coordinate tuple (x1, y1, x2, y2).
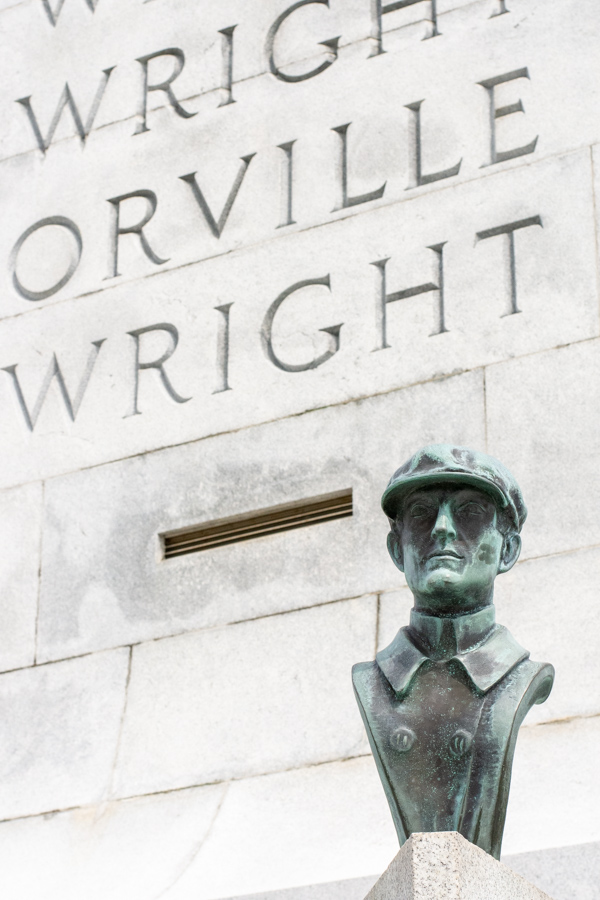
(381, 443, 527, 532)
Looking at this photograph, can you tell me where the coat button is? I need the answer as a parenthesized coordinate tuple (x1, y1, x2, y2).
(449, 729, 473, 759)
(392, 726, 416, 752)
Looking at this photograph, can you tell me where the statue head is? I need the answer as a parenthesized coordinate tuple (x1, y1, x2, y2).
(382, 445, 526, 616)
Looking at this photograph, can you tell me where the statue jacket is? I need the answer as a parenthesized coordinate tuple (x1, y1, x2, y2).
(352, 605, 554, 859)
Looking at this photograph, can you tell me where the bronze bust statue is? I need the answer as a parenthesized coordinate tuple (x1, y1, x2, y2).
(352, 445, 554, 860)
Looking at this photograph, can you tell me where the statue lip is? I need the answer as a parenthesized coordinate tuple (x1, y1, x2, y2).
(427, 549, 463, 560)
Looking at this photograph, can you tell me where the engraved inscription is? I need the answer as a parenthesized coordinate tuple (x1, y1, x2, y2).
(126, 323, 191, 417)
(107, 190, 169, 278)
(428, 243, 447, 336)
(214, 304, 233, 394)
(218, 26, 237, 108)
(10, 216, 83, 301)
(405, 100, 462, 188)
(490, 1, 509, 18)
(476, 216, 543, 315)
(371, 244, 446, 351)
(261, 276, 343, 372)
(16, 4, 537, 163)
(266, 0, 339, 83)
(0, 207, 550, 431)
(0, 0, 564, 444)
(16, 68, 114, 155)
(179, 154, 255, 239)
(332, 123, 386, 211)
(134, 48, 197, 136)
(370, 0, 439, 57)
(478, 68, 538, 166)
(277, 140, 297, 229)
(41, 0, 98, 28)
(2, 339, 104, 431)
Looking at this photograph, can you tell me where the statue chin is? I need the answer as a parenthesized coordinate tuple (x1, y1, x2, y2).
(425, 567, 462, 588)
(408, 568, 464, 601)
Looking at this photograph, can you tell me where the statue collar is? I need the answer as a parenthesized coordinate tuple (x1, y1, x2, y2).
(376, 605, 529, 696)
(410, 605, 496, 656)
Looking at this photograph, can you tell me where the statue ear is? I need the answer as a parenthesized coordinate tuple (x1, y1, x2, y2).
(498, 532, 521, 574)
(387, 531, 405, 572)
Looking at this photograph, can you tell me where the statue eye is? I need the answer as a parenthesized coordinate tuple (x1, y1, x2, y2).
(409, 503, 432, 518)
(458, 502, 484, 516)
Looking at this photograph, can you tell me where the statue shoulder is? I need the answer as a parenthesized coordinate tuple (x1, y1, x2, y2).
(509, 655, 555, 706)
(352, 658, 378, 680)
(351, 659, 381, 695)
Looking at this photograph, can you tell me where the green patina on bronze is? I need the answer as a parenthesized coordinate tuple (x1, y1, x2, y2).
(352, 444, 554, 860)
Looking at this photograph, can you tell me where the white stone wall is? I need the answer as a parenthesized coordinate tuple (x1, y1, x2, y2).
(0, 1, 598, 898)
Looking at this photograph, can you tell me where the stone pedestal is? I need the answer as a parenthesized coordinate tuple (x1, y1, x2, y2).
(365, 833, 553, 900)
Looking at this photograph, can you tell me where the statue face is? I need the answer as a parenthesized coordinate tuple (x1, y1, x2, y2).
(389, 483, 520, 614)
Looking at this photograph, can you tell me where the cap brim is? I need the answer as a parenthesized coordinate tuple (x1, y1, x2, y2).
(381, 471, 508, 519)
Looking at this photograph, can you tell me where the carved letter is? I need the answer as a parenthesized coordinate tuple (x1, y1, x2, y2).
(214, 304, 233, 393)
(476, 216, 542, 315)
(126, 323, 190, 417)
(332, 123, 386, 211)
(41, 0, 98, 27)
(405, 100, 462, 188)
(266, 0, 339, 83)
(134, 48, 197, 135)
(261, 276, 342, 372)
(371, 244, 447, 350)
(16, 67, 114, 154)
(10, 216, 82, 301)
(491, 0, 508, 17)
(179, 154, 255, 238)
(218, 26, 237, 107)
(478, 68, 538, 165)
(277, 141, 297, 228)
(370, 0, 438, 57)
(2, 339, 104, 431)
(107, 190, 169, 278)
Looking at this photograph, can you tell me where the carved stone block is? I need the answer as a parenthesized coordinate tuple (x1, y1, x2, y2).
(365, 832, 552, 900)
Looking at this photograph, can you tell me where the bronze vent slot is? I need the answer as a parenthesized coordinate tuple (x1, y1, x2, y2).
(162, 488, 353, 558)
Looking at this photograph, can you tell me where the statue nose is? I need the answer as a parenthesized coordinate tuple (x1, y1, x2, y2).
(431, 506, 457, 540)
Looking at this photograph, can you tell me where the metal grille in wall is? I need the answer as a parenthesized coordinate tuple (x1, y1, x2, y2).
(162, 489, 353, 558)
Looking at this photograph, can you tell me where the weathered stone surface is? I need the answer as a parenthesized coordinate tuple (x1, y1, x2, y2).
(222, 878, 380, 900)
(486, 340, 600, 560)
(365, 831, 551, 900)
(36, 369, 484, 661)
(377, 588, 413, 651)
(201, 839, 600, 900)
(0, 782, 226, 900)
(505, 840, 600, 900)
(168, 757, 398, 900)
(0, 481, 42, 672)
(494, 547, 600, 724)
(502, 715, 600, 856)
(0, 648, 130, 819)
(113, 597, 375, 797)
